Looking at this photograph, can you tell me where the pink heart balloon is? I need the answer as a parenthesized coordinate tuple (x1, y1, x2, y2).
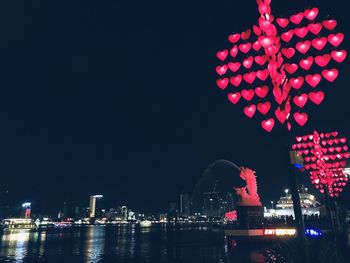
(257, 101, 271, 115)
(304, 8, 319, 21)
(305, 74, 321, 87)
(294, 112, 308, 126)
(314, 54, 331, 67)
(216, 50, 228, 61)
(230, 75, 243, 86)
(296, 40, 311, 54)
(322, 69, 339, 82)
(228, 33, 240, 43)
(328, 33, 344, 47)
(261, 118, 275, 132)
(228, 62, 241, 72)
(289, 77, 304, 89)
(299, 56, 314, 70)
(216, 78, 229, 90)
(308, 23, 323, 35)
(255, 85, 269, 99)
(241, 89, 255, 101)
(243, 104, 256, 118)
(311, 37, 327, 51)
(284, 63, 298, 74)
(227, 92, 241, 104)
(293, 93, 308, 108)
(322, 20, 337, 30)
(276, 18, 289, 28)
(216, 65, 228, 76)
(290, 12, 304, 24)
(243, 72, 257, 84)
(331, 50, 347, 63)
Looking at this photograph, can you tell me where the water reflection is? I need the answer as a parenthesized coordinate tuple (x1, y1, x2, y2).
(0, 230, 31, 262)
(84, 225, 105, 263)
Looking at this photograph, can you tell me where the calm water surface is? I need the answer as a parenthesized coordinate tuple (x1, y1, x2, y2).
(1, 224, 339, 263)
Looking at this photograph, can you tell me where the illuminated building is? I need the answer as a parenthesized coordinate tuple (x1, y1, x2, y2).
(265, 187, 320, 218)
(89, 195, 103, 218)
(202, 191, 233, 218)
(22, 203, 31, 219)
(179, 193, 190, 216)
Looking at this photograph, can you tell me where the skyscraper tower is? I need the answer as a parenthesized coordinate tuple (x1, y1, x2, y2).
(89, 195, 103, 218)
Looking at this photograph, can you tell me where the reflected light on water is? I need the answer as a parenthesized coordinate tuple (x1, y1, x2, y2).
(85, 226, 105, 263)
(1, 230, 31, 262)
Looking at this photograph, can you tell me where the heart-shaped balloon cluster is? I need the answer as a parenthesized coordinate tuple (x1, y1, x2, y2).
(292, 131, 350, 197)
(216, 0, 346, 132)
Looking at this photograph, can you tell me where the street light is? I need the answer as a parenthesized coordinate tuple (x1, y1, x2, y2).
(271, 201, 274, 209)
(285, 189, 289, 195)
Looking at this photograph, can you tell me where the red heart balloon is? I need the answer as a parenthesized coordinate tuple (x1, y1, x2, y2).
(322, 20, 337, 30)
(258, 36, 275, 48)
(254, 55, 267, 66)
(290, 12, 304, 24)
(227, 92, 241, 104)
(216, 65, 228, 76)
(281, 47, 295, 59)
(328, 33, 344, 47)
(230, 45, 238, 58)
(281, 30, 294, 42)
(322, 69, 339, 82)
(284, 63, 298, 74)
(243, 104, 256, 118)
(261, 118, 275, 132)
(241, 29, 251, 40)
(230, 75, 243, 86)
(293, 93, 308, 108)
(294, 112, 308, 126)
(216, 78, 229, 90)
(228, 33, 240, 43)
(257, 101, 271, 115)
(305, 74, 321, 87)
(252, 40, 261, 51)
(256, 69, 269, 81)
(228, 62, 241, 72)
(241, 89, 255, 101)
(314, 54, 331, 67)
(304, 8, 319, 21)
(243, 72, 256, 84)
(311, 37, 327, 51)
(253, 25, 262, 36)
(276, 18, 289, 28)
(289, 77, 304, 89)
(255, 85, 269, 98)
(242, 56, 254, 69)
(217, 50, 228, 61)
(308, 23, 323, 35)
(239, 43, 252, 53)
(275, 107, 288, 123)
(299, 56, 314, 70)
(294, 27, 309, 38)
(331, 50, 347, 63)
(296, 40, 311, 54)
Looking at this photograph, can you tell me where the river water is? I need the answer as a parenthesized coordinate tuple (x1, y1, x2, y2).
(0, 224, 348, 263)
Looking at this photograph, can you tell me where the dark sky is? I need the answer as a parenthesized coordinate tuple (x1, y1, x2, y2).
(0, 0, 349, 214)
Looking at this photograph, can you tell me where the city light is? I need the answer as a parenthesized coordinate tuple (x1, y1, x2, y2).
(263, 228, 297, 236)
(21, 203, 31, 208)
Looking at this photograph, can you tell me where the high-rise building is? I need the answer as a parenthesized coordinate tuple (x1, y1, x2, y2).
(202, 192, 234, 218)
(179, 193, 191, 216)
(89, 195, 103, 218)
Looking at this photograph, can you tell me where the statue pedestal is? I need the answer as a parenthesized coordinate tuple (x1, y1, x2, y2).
(236, 205, 263, 228)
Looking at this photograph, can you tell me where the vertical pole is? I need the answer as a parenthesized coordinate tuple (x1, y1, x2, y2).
(286, 136, 310, 263)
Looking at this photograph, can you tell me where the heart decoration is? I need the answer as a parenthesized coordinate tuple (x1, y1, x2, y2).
(255, 85, 269, 98)
(244, 104, 256, 118)
(227, 92, 241, 104)
(293, 130, 350, 197)
(257, 101, 271, 115)
(215, 1, 346, 132)
(305, 74, 321, 88)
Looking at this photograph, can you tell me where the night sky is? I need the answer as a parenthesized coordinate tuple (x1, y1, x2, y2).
(0, 0, 349, 214)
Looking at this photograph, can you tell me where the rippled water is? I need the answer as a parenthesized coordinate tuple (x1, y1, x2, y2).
(2, 224, 345, 263)
(0, 225, 233, 263)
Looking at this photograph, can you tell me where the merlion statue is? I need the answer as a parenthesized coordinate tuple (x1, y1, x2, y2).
(234, 167, 262, 206)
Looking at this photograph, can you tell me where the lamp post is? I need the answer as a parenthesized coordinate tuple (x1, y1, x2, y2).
(270, 201, 274, 209)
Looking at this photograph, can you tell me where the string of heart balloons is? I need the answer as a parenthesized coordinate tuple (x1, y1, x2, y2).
(292, 131, 349, 197)
(216, 0, 346, 132)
